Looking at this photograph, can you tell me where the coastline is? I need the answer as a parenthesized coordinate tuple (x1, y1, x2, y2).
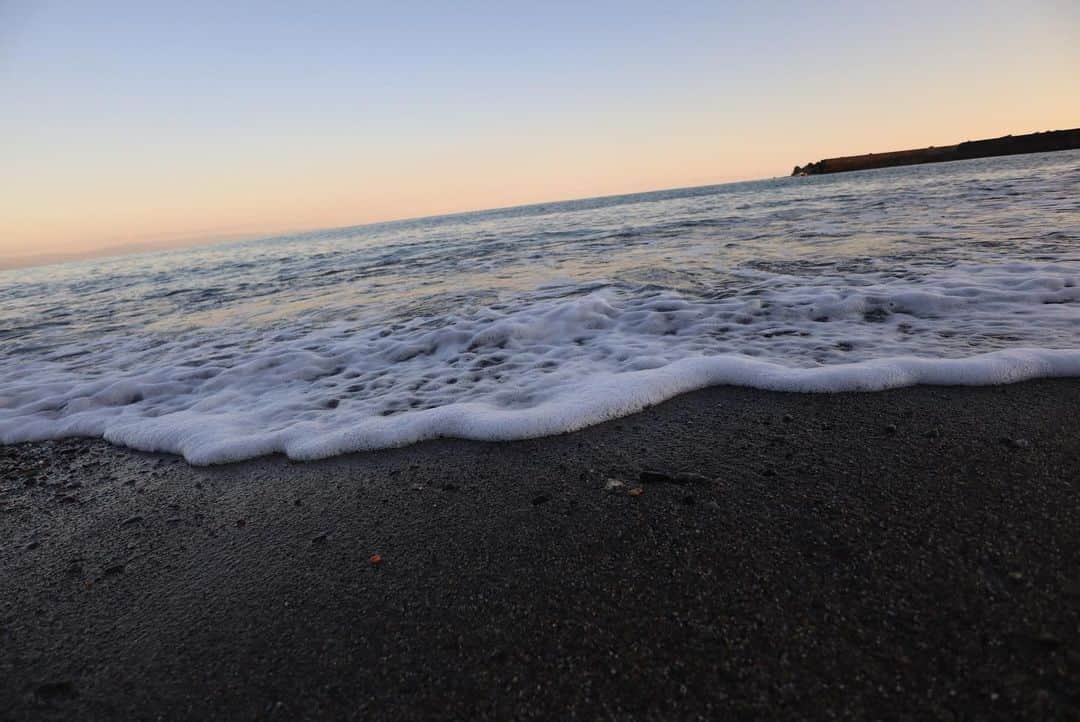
(3, 379, 1080, 719)
(792, 128, 1080, 176)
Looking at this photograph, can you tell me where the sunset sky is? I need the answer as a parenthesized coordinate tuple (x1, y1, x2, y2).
(2, 0, 1078, 260)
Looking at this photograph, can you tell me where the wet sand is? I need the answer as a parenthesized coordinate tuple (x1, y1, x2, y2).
(2, 380, 1080, 720)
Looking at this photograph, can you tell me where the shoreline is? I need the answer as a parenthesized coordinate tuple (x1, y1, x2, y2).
(10, 346, 1080, 466)
(3, 380, 1080, 719)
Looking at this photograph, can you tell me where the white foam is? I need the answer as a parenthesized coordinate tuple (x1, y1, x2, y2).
(1, 259, 1078, 464)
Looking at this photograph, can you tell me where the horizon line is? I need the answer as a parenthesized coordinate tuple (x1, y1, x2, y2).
(0, 171, 786, 273)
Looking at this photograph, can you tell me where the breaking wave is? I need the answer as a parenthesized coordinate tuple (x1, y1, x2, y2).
(1, 150, 1078, 463)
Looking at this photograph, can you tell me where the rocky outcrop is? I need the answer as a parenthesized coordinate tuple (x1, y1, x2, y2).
(792, 128, 1080, 176)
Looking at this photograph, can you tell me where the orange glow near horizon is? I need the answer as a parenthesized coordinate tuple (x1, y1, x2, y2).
(2, 1, 1078, 260)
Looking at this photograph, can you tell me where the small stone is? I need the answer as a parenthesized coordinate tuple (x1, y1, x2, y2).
(782, 413, 794, 423)
(35, 681, 77, 701)
(441, 483, 458, 492)
(294, 498, 303, 506)
(1002, 437, 1032, 449)
(312, 532, 328, 544)
(1062, 578, 1080, 597)
(604, 478, 625, 491)
(121, 515, 144, 526)
(639, 470, 710, 485)
(884, 424, 898, 434)
(104, 563, 125, 576)
(1034, 631, 1060, 649)
(235, 519, 246, 528)
(24, 540, 40, 550)
(531, 494, 550, 506)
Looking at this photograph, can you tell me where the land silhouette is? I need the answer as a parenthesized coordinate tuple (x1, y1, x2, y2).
(793, 127, 1080, 176)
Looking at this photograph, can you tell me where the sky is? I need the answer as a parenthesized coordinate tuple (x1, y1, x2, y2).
(1, 0, 1078, 261)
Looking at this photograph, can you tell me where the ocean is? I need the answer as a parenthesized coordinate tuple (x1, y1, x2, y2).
(2, 150, 1078, 464)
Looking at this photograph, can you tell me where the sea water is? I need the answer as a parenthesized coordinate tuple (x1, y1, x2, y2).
(2, 151, 1078, 464)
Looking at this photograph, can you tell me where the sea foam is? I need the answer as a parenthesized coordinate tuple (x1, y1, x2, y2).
(2, 151, 1078, 464)
(1, 262, 1078, 464)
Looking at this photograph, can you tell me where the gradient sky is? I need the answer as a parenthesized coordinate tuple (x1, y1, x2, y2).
(2, 0, 1078, 259)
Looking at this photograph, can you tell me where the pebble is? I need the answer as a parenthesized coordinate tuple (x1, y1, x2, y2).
(604, 478, 625, 491)
(35, 681, 77, 701)
(531, 494, 550, 506)
(1003, 437, 1032, 449)
(885, 424, 898, 434)
(639, 470, 710, 485)
(311, 532, 328, 544)
(121, 515, 144, 526)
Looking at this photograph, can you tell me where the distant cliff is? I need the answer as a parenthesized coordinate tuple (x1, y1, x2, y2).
(792, 128, 1080, 176)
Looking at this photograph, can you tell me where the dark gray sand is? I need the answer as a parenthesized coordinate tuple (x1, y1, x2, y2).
(3, 380, 1080, 720)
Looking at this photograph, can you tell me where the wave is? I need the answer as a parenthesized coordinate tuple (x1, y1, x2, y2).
(1, 346, 1077, 465)
(1, 262, 1078, 464)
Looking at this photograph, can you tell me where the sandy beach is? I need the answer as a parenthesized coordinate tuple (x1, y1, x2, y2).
(3, 379, 1079, 720)
(5, 3, 1078, 720)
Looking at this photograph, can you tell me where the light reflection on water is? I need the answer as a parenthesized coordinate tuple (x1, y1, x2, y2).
(2, 150, 1078, 346)
(1, 151, 1079, 463)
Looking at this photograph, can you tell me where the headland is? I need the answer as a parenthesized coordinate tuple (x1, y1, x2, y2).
(793, 127, 1080, 176)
